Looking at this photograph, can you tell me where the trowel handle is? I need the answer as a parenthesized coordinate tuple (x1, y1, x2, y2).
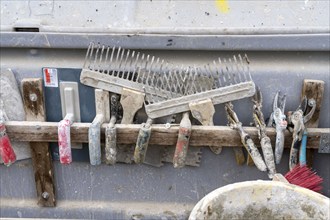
(173, 112, 192, 168)
(242, 133, 267, 172)
(0, 123, 16, 166)
(289, 138, 301, 170)
(299, 131, 308, 166)
(260, 136, 276, 178)
(134, 119, 152, 164)
(275, 128, 285, 164)
(58, 115, 73, 164)
(105, 116, 117, 165)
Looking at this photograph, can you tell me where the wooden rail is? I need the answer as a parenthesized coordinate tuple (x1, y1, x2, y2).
(5, 121, 329, 149)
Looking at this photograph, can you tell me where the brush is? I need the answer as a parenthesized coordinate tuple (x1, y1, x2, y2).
(285, 99, 323, 193)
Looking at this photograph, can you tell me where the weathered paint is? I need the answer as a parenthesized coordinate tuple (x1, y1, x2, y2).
(105, 116, 117, 165)
(134, 120, 152, 164)
(58, 117, 73, 164)
(89, 115, 103, 166)
(173, 112, 192, 168)
(215, 0, 229, 13)
(0, 123, 16, 166)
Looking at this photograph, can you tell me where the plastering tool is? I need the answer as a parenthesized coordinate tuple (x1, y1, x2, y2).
(225, 102, 267, 172)
(173, 112, 192, 168)
(287, 97, 316, 170)
(143, 55, 255, 156)
(252, 87, 276, 178)
(268, 91, 287, 164)
(144, 55, 255, 119)
(58, 82, 81, 164)
(89, 89, 110, 165)
(105, 94, 119, 165)
(0, 100, 16, 166)
(80, 42, 178, 121)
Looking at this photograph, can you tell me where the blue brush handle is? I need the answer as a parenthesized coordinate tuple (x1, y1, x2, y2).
(299, 131, 308, 166)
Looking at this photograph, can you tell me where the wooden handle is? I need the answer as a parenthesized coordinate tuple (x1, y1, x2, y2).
(134, 122, 152, 163)
(173, 112, 191, 168)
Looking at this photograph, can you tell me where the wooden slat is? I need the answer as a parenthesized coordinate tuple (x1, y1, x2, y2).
(21, 78, 56, 207)
(301, 79, 325, 167)
(5, 121, 328, 149)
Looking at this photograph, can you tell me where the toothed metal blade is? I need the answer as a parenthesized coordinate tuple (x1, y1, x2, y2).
(162, 146, 202, 167)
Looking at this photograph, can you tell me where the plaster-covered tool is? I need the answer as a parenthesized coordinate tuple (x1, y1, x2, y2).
(0, 100, 16, 166)
(287, 97, 316, 170)
(105, 94, 119, 165)
(285, 98, 323, 193)
(173, 112, 192, 168)
(268, 91, 287, 164)
(89, 89, 110, 165)
(143, 55, 255, 157)
(225, 102, 267, 172)
(144, 55, 255, 119)
(252, 87, 276, 178)
(80, 42, 176, 122)
(0, 68, 30, 163)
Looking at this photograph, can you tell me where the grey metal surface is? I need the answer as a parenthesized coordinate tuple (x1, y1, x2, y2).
(1, 32, 329, 51)
(319, 133, 330, 154)
(0, 1, 329, 50)
(1, 148, 329, 219)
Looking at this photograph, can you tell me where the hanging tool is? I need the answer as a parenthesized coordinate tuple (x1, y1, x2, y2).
(80, 42, 175, 110)
(252, 87, 276, 178)
(173, 112, 192, 168)
(58, 82, 81, 164)
(81, 42, 178, 164)
(105, 94, 119, 165)
(285, 99, 323, 193)
(89, 89, 110, 165)
(144, 55, 255, 120)
(133, 64, 188, 164)
(134, 118, 153, 163)
(268, 91, 287, 164)
(0, 100, 16, 166)
(225, 102, 267, 172)
(143, 55, 255, 159)
(287, 97, 316, 171)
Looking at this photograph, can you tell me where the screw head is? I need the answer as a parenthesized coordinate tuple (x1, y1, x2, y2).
(42, 192, 49, 200)
(29, 93, 37, 102)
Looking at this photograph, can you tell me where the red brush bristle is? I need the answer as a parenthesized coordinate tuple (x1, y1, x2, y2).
(285, 165, 323, 193)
